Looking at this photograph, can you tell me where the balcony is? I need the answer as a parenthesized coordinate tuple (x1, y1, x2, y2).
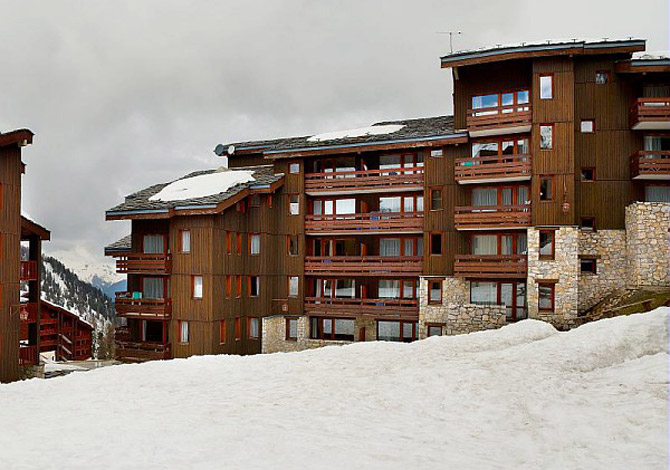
(467, 104, 532, 137)
(305, 167, 424, 196)
(116, 340, 172, 362)
(20, 261, 38, 281)
(305, 212, 423, 235)
(455, 154, 532, 184)
(304, 256, 423, 277)
(114, 253, 172, 275)
(115, 292, 172, 320)
(305, 297, 419, 319)
(454, 255, 527, 279)
(630, 98, 670, 130)
(630, 150, 670, 180)
(454, 205, 531, 230)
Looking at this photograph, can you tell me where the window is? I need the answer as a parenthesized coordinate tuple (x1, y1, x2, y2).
(250, 194, 261, 207)
(471, 90, 529, 114)
(250, 234, 260, 255)
(179, 230, 191, 253)
(580, 119, 595, 133)
(310, 317, 355, 341)
(538, 283, 555, 312)
(236, 233, 242, 255)
(286, 318, 298, 341)
(540, 74, 553, 99)
(226, 276, 231, 298)
(595, 71, 609, 85)
(288, 236, 298, 256)
(249, 276, 260, 297)
(430, 233, 442, 255)
(226, 231, 232, 255)
(376, 320, 417, 342)
(248, 317, 260, 339)
(580, 258, 597, 274)
(429, 280, 442, 304)
(179, 320, 189, 344)
(236, 200, 246, 213)
(540, 125, 553, 150)
(645, 185, 670, 203)
(289, 195, 300, 215)
(540, 177, 553, 201)
(234, 317, 242, 340)
(236, 275, 242, 298)
(430, 149, 443, 157)
(430, 189, 443, 210)
(379, 238, 401, 257)
(471, 137, 530, 160)
(581, 217, 596, 231)
(539, 230, 555, 260)
(219, 320, 226, 344)
(192, 276, 203, 299)
(581, 167, 595, 182)
(288, 276, 299, 297)
(427, 325, 443, 337)
(289, 162, 300, 174)
(143, 234, 164, 254)
(267, 195, 273, 208)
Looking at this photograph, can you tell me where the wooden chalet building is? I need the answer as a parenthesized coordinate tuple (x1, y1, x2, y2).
(106, 38, 670, 360)
(39, 300, 93, 361)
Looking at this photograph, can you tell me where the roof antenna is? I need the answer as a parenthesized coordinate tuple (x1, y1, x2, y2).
(437, 31, 462, 54)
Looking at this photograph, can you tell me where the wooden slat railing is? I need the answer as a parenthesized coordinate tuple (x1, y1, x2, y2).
(630, 98, 670, 127)
(467, 104, 532, 133)
(305, 297, 419, 317)
(115, 292, 172, 319)
(305, 166, 424, 193)
(115, 341, 171, 361)
(305, 211, 423, 234)
(114, 253, 172, 275)
(630, 150, 670, 178)
(455, 154, 532, 182)
(454, 204, 531, 229)
(454, 254, 528, 278)
(19, 345, 39, 366)
(20, 261, 38, 281)
(304, 256, 423, 276)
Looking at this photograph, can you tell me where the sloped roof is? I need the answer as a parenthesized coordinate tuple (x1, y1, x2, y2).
(104, 235, 131, 254)
(0, 129, 33, 148)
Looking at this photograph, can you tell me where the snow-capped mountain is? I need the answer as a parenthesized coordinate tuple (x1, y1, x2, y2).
(45, 248, 126, 299)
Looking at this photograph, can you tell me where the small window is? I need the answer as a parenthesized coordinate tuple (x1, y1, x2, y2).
(429, 280, 442, 305)
(540, 177, 553, 201)
(289, 195, 300, 215)
(250, 234, 260, 255)
(267, 195, 273, 208)
(540, 125, 553, 150)
(430, 233, 442, 256)
(286, 318, 298, 341)
(538, 283, 555, 312)
(288, 236, 298, 256)
(192, 276, 203, 299)
(580, 119, 595, 133)
(289, 162, 300, 174)
(236, 233, 242, 255)
(581, 217, 596, 231)
(249, 276, 260, 297)
(236, 201, 246, 213)
(430, 189, 443, 210)
(580, 258, 597, 274)
(427, 325, 443, 337)
(595, 71, 609, 85)
(179, 320, 189, 344)
(250, 194, 261, 207)
(226, 231, 232, 255)
(248, 317, 260, 339)
(430, 149, 443, 158)
(539, 230, 555, 260)
(540, 74, 553, 99)
(234, 317, 242, 340)
(288, 276, 299, 297)
(581, 167, 595, 182)
(236, 275, 242, 298)
(180, 230, 191, 253)
(219, 320, 226, 344)
(225, 275, 231, 298)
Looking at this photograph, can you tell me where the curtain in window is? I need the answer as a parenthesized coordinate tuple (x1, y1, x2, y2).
(501, 235, 513, 255)
(143, 278, 164, 299)
(379, 238, 401, 257)
(379, 280, 400, 298)
(417, 238, 424, 256)
(250, 235, 260, 254)
(403, 197, 414, 212)
(472, 188, 497, 207)
(517, 186, 529, 205)
(250, 318, 259, 338)
(643, 85, 670, 98)
(180, 321, 189, 343)
(517, 234, 528, 255)
(193, 277, 203, 298)
(143, 235, 164, 254)
(501, 188, 513, 206)
(404, 239, 414, 257)
(645, 186, 670, 202)
(470, 281, 497, 305)
(472, 235, 497, 255)
(403, 280, 414, 299)
(181, 231, 191, 252)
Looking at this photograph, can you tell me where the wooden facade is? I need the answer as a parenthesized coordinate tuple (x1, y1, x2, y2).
(39, 300, 93, 361)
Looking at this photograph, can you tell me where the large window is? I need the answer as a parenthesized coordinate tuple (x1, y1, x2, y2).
(378, 280, 401, 299)
(471, 233, 527, 256)
(539, 74, 553, 99)
(143, 277, 164, 299)
(645, 185, 670, 202)
(143, 234, 164, 254)
(376, 320, 417, 342)
(471, 137, 530, 160)
(471, 90, 529, 114)
(472, 185, 529, 207)
(310, 317, 355, 341)
(379, 238, 401, 257)
(470, 281, 527, 321)
(379, 196, 401, 213)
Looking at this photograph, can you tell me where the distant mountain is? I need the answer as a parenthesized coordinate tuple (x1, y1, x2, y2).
(45, 250, 126, 300)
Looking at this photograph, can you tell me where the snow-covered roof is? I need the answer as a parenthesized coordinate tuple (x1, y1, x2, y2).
(149, 169, 255, 202)
(306, 125, 405, 142)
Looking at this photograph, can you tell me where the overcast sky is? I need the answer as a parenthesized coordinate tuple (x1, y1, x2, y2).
(1, 0, 667, 270)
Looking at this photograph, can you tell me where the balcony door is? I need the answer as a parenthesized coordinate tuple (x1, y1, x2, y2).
(142, 277, 166, 299)
(470, 281, 527, 321)
(143, 234, 166, 254)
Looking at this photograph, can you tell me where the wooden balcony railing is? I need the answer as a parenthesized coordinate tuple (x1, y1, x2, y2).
(20, 261, 38, 281)
(19, 345, 39, 366)
(630, 150, 670, 179)
(455, 154, 532, 183)
(19, 303, 38, 323)
(305, 256, 423, 276)
(115, 292, 172, 320)
(114, 253, 172, 275)
(305, 167, 424, 194)
(116, 341, 171, 362)
(305, 211, 423, 234)
(454, 205, 531, 230)
(630, 98, 670, 129)
(305, 297, 419, 318)
(454, 254, 528, 278)
(467, 104, 532, 135)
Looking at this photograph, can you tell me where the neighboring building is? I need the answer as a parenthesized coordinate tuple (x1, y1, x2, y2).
(106, 38, 670, 360)
(39, 300, 93, 361)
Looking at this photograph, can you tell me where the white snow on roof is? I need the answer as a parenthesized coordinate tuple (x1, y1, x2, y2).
(632, 50, 670, 60)
(0, 307, 667, 468)
(149, 169, 255, 202)
(448, 38, 643, 57)
(307, 124, 405, 142)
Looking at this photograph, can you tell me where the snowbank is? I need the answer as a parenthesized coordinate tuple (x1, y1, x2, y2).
(307, 124, 405, 142)
(0, 309, 667, 469)
(149, 170, 255, 202)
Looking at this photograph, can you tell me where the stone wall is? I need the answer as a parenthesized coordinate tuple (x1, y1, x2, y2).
(527, 227, 579, 329)
(578, 230, 628, 312)
(626, 203, 670, 288)
(262, 315, 364, 354)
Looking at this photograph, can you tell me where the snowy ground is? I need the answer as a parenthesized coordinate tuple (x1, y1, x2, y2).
(1, 309, 667, 469)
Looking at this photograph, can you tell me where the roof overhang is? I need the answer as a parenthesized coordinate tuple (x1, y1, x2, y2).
(615, 59, 670, 73)
(0, 129, 34, 148)
(21, 216, 50, 241)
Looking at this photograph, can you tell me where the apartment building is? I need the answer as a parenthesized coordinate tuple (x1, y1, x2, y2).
(106, 38, 669, 360)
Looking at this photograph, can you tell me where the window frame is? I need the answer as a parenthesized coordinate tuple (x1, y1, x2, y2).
(248, 317, 260, 340)
(192, 275, 204, 299)
(178, 229, 191, 253)
(538, 230, 556, 260)
(539, 73, 554, 100)
(288, 276, 299, 298)
(219, 319, 227, 344)
(248, 276, 260, 297)
(249, 233, 261, 256)
(249, 194, 261, 207)
(428, 279, 443, 305)
(540, 124, 554, 150)
(430, 187, 443, 211)
(235, 275, 242, 298)
(178, 320, 189, 344)
(285, 317, 299, 341)
(430, 233, 442, 256)
(226, 231, 232, 255)
(225, 275, 232, 299)
(580, 257, 597, 274)
(580, 217, 596, 231)
(287, 235, 299, 256)
(236, 233, 242, 255)
(289, 195, 300, 215)
(426, 324, 444, 337)
(595, 70, 609, 85)
(537, 282, 556, 312)
(580, 167, 596, 182)
(580, 119, 595, 133)
(539, 176, 554, 202)
(289, 162, 301, 174)
(234, 317, 242, 340)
